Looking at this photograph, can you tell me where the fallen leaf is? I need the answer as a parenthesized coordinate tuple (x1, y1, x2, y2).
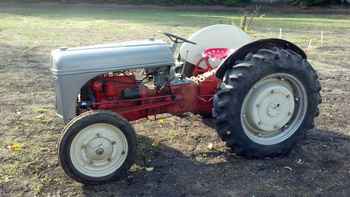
(145, 167, 154, 172)
(296, 158, 303, 165)
(7, 143, 23, 152)
(284, 166, 293, 171)
(208, 143, 214, 150)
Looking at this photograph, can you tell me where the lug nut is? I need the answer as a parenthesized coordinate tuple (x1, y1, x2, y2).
(111, 141, 116, 145)
(107, 158, 112, 162)
(121, 151, 126, 155)
(270, 90, 275, 94)
(258, 121, 262, 125)
(286, 95, 290, 98)
(96, 133, 101, 138)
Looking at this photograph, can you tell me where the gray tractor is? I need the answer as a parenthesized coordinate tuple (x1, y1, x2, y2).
(51, 24, 321, 184)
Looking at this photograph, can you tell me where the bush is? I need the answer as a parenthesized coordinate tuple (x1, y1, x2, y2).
(290, 0, 344, 6)
(94, 0, 250, 6)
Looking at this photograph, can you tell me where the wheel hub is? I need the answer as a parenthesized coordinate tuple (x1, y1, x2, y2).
(84, 135, 114, 162)
(243, 77, 297, 138)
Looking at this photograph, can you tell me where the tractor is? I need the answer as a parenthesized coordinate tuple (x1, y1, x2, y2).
(51, 24, 321, 184)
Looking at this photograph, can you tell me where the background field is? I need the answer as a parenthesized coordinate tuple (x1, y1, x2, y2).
(1, 2, 350, 196)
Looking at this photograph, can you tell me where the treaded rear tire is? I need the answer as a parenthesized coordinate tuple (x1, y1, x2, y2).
(213, 47, 321, 158)
(58, 111, 137, 185)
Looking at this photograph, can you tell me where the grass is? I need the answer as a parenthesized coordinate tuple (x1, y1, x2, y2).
(1, 2, 350, 196)
(1, 2, 350, 48)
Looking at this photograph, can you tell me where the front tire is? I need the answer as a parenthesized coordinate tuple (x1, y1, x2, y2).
(213, 47, 321, 158)
(58, 111, 137, 184)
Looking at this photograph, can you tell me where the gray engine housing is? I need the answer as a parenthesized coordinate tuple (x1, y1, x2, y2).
(52, 39, 174, 122)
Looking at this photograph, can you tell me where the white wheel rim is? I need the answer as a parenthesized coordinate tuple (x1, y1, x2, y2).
(241, 73, 308, 145)
(70, 123, 128, 178)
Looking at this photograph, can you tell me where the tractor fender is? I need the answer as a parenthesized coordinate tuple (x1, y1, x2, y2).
(215, 38, 307, 79)
(179, 24, 251, 67)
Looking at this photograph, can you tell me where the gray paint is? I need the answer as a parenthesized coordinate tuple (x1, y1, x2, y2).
(52, 39, 174, 122)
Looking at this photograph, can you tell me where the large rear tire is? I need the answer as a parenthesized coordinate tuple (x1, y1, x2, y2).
(213, 47, 321, 158)
(58, 111, 137, 184)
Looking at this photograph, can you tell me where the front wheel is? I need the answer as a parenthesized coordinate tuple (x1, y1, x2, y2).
(213, 47, 321, 158)
(58, 111, 137, 184)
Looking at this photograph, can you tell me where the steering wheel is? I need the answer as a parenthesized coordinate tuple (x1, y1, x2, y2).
(163, 32, 196, 45)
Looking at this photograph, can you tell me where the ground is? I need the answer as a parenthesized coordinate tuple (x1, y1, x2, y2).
(0, 2, 350, 197)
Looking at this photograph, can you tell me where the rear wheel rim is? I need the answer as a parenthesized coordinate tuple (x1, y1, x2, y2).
(69, 123, 128, 177)
(240, 73, 308, 145)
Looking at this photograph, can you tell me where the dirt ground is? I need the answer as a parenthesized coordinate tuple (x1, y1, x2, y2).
(1, 2, 350, 197)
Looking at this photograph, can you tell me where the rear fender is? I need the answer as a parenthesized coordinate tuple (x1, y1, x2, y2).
(215, 38, 307, 79)
(179, 24, 251, 67)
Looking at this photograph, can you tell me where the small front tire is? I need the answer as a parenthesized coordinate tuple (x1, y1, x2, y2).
(58, 111, 137, 185)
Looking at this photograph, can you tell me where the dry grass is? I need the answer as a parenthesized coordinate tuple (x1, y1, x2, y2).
(1, 2, 350, 196)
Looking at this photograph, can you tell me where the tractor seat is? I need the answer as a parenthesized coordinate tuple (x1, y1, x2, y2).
(193, 48, 230, 75)
(203, 48, 230, 61)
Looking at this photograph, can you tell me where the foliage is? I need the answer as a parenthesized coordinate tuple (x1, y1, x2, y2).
(290, 0, 344, 6)
(77, 0, 251, 6)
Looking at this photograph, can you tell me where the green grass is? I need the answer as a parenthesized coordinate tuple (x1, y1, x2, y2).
(1, 2, 350, 49)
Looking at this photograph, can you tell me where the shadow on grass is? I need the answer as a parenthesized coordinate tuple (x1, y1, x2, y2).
(81, 128, 350, 197)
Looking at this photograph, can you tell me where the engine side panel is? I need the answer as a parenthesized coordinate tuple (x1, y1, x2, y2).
(81, 75, 218, 122)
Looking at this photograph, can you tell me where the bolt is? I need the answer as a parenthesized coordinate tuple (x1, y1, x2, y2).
(121, 150, 126, 155)
(270, 90, 275, 94)
(81, 144, 87, 149)
(96, 133, 101, 138)
(286, 94, 290, 98)
(89, 160, 94, 165)
(258, 121, 262, 125)
(288, 112, 292, 116)
(96, 148, 104, 155)
(111, 141, 116, 145)
(295, 97, 299, 102)
(107, 158, 112, 162)
(280, 78, 285, 81)
(226, 131, 231, 135)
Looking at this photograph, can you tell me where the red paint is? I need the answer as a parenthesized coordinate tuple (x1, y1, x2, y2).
(84, 48, 228, 121)
(193, 48, 230, 76)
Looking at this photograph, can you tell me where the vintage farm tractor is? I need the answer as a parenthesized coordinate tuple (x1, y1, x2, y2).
(51, 25, 321, 184)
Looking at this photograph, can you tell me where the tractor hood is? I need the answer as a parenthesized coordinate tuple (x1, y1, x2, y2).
(51, 39, 174, 76)
(51, 39, 174, 122)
